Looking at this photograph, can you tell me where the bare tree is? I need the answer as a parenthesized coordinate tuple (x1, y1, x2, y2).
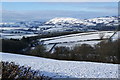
(99, 32, 105, 40)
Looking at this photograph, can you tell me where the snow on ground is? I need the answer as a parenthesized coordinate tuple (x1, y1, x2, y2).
(112, 31, 120, 41)
(0, 27, 29, 30)
(0, 33, 38, 39)
(45, 17, 84, 24)
(44, 27, 65, 32)
(1, 52, 119, 78)
(45, 44, 55, 51)
(41, 31, 118, 52)
(40, 31, 114, 44)
(45, 41, 101, 52)
(45, 17, 118, 26)
(40, 31, 102, 41)
(56, 41, 101, 47)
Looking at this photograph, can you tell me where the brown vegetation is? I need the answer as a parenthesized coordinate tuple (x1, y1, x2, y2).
(30, 39, 120, 64)
(1, 61, 51, 80)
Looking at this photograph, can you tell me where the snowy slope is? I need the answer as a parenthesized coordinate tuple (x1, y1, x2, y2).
(1, 52, 119, 78)
(45, 17, 94, 26)
(40, 31, 114, 44)
(87, 17, 118, 23)
(1, 33, 38, 39)
(45, 17, 84, 24)
(45, 16, 118, 27)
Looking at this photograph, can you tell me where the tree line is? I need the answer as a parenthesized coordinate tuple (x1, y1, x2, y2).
(30, 39, 120, 64)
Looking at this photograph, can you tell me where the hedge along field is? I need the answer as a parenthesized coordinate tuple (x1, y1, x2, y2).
(1, 61, 51, 80)
(30, 39, 120, 64)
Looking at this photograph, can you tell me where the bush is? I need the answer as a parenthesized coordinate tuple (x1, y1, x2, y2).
(53, 46, 71, 59)
(95, 40, 119, 63)
(30, 45, 46, 57)
(1, 61, 51, 80)
(72, 44, 95, 60)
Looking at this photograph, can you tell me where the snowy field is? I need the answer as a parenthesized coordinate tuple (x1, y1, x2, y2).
(40, 31, 118, 51)
(0, 27, 29, 30)
(1, 52, 119, 78)
(45, 41, 101, 52)
(0, 27, 38, 39)
(0, 33, 38, 39)
(40, 31, 115, 44)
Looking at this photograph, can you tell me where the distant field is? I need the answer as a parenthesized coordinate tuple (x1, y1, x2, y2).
(39, 31, 118, 52)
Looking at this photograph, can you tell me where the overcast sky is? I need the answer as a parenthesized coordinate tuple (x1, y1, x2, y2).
(2, 2, 118, 22)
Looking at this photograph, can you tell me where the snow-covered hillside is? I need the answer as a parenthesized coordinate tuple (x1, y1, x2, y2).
(45, 17, 84, 25)
(86, 17, 118, 26)
(1, 52, 119, 78)
(45, 16, 118, 27)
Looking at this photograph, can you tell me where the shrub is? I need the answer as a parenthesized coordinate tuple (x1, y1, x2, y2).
(54, 46, 70, 59)
(72, 44, 95, 60)
(95, 40, 119, 63)
(1, 61, 51, 80)
(30, 45, 46, 57)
